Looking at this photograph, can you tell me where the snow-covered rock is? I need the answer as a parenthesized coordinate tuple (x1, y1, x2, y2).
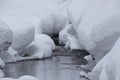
(75, 0, 120, 63)
(1, 16, 35, 54)
(59, 23, 84, 50)
(59, 24, 72, 45)
(81, 37, 120, 80)
(21, 34, 55, 59)
(65, 35, 84, 50)
(0, 75, 38, 80)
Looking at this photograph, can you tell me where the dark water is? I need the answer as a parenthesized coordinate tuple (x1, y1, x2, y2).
(3, 56, 82, 80)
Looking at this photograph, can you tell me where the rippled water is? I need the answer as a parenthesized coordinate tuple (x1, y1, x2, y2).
(3, 56, 82, 80)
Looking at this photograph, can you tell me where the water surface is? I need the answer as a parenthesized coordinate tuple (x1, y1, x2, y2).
(3, 56, 82, 80)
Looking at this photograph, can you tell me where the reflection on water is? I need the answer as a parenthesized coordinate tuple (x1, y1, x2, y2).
(3, 56, 81, 80)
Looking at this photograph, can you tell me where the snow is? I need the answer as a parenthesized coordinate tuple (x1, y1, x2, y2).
(59, 24, 72, 45)
(21, 34, 55, 59)
(0, 69, 4, 78)
(59, 23, 84, 50)
(81, 37, 120, 80)
(67, 0, 91, 28)
(65, 35, 84, 50)
(0, 0, 67, 62)
(0, 75, 38, 80)
(1, 16, 35, 54)
(0, 0, 67, 35)
(0, 19, 17, 63)
(0, 57, 5, 68)
(74, 0, 120, 63)
(2, 0, 120, 80)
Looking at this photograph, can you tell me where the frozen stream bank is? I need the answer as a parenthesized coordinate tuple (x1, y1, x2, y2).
(3, 46, 88, 80)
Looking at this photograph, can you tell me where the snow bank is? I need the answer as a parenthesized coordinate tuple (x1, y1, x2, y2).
(1, 16, 35, 54)
(21, 34, 55, 59)
(75, 0, 120, 62)
(67, 0, 92, 28)
(0, 0, 67, 62)
(82, 37, 120, 80)
(64, 0, 94, 50)
(0, 0, 67, 35)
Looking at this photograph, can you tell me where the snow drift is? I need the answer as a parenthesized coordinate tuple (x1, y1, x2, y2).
(1, 16, 35, 54)
(68, 0, 120, 63)
(63, 0, 94, 50)
(20, 34, 55, 59)
(81, 37, 120, 80)
(0, 0, 67, 35)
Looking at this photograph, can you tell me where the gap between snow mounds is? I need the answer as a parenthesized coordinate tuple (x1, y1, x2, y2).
(53, 46, 89, 65)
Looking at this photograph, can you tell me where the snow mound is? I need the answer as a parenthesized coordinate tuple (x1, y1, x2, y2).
(65, 35, 84, 50)
(59, 23, 84, 50)
(67, 0, 91, 28)
(0, 75, 38, 80)
(1, 16, 35, 54)
(0, 0, 67, 35)
(40, 10, 67, 34)
(0, 19, 17, 63)
(19, 75, 39, 80)
(75, 0, 120, 63)
(83, 37, 120, 80)
(59, 24, 72, 45)
(21, 34, 55, 59)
